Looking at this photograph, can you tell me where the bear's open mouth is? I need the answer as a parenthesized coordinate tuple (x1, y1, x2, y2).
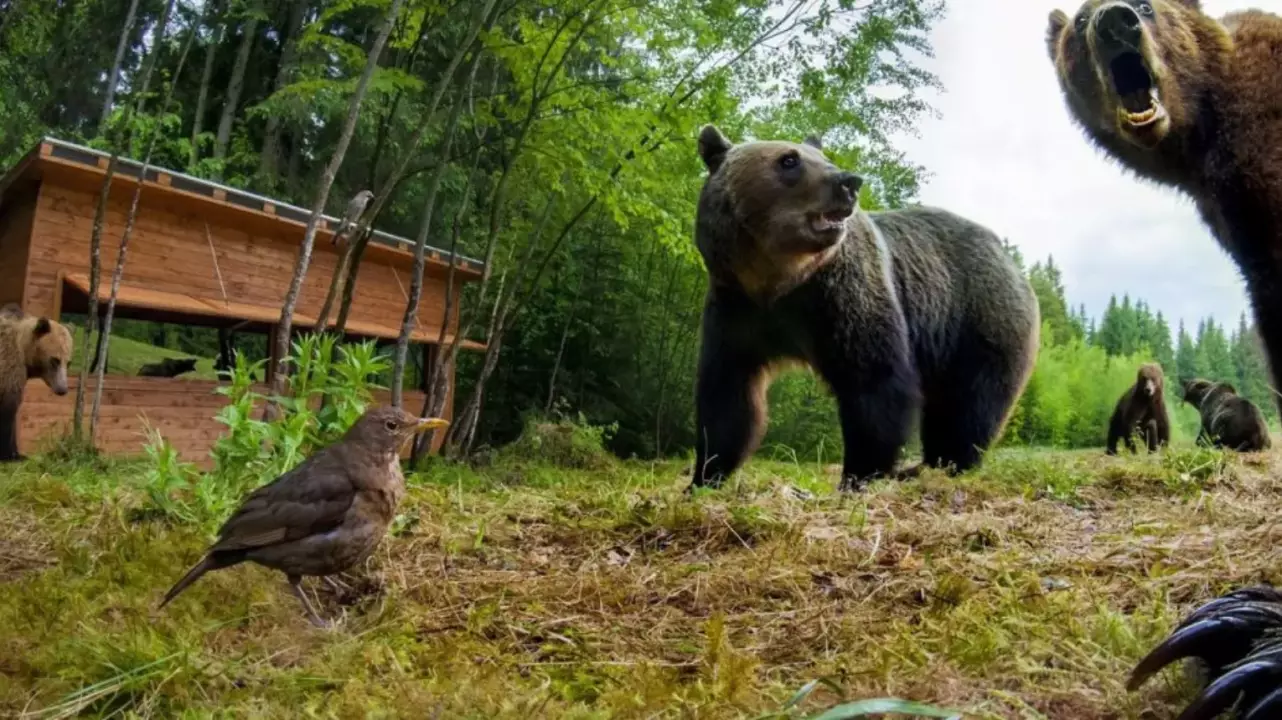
(1108, 51, 1164, 128)
(808, 208, 851, 235)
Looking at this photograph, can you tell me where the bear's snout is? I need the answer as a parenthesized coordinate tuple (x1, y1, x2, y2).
(1094, 3, 1142, 51)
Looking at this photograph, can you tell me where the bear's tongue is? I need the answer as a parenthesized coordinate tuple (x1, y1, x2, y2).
(1109, 52, 1156, 117)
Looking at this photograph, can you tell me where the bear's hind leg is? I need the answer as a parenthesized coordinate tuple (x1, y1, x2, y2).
(0, 392, 22, 463)
(920, 352, 1028, 475)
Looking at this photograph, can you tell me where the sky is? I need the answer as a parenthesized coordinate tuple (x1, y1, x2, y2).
(887, 0, 1280, 335)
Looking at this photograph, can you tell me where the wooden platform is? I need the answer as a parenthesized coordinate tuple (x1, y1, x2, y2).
(18, 376, 449, 468)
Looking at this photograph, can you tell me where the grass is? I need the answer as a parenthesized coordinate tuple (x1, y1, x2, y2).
(1, 436, 1278, 718)
(64, 325, 220, 381)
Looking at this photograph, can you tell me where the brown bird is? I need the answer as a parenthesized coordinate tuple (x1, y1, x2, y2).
(159, 406, 449, 627)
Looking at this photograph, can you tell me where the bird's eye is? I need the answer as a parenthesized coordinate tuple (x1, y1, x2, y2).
(779, 153, 799, 170)
(1138, 2, 1153, 16)
(385, 420, 397, 431)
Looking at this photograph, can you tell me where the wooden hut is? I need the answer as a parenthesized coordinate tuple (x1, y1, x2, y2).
(0, 137, 486, 465)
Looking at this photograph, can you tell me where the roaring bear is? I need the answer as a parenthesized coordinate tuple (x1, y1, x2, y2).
(1106, 362, 1170, 454)
(1046, 1, 1282, 420)
(1180, 377, 1271, 452)
(0, 313, 74, 462)
(688, 125, 1041, 492)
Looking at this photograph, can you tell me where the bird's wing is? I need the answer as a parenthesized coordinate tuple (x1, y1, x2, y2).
(211, 449, 356, 552)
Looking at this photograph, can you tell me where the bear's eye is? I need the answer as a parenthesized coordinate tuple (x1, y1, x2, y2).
(384, 419, 397, 431)
(778, 152, 799, 170)
(1075, 13, 1087, 31)
(1137, 2, 1153, 15)
(49, 358, 61, 369)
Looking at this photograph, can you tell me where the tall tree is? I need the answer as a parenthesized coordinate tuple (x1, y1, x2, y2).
(99, 0, 143, 135)
(212, 0, 261, 171)
(265, 0, 407, 411)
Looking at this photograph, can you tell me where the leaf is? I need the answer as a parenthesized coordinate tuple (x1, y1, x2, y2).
(805, 698, 962, 720)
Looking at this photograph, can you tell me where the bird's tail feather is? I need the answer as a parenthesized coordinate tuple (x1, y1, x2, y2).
(159, 555, 215, 609)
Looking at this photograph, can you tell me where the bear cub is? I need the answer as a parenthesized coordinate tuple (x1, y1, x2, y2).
(1, 312, 75, 462)
(689, 125, 1040, 492)
(1180, 378, 1271, 452)
(1106, 363, 1170, 455)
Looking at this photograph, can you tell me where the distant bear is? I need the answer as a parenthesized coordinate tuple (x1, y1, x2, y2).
(1, 313, 74, 462)
(1047, 1, 1282, 419)
(1107, 363, 1170, 454)
(138, 357, 199, 378)
(688, 125, 1041, 492)
(1180, 378, 1271, 452)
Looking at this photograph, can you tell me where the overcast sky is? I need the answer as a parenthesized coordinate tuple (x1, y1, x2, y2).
(888, 0, 1278, 335)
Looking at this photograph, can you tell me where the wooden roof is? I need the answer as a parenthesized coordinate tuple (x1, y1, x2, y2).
(0, 137, 486, 280)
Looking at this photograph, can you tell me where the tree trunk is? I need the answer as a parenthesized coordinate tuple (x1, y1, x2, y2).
(98, 0, 141, 136)
(390, 55, 481, 407)
(72, 152, 121, 440)
(189, 0, 225, 170)
(90, 21, 197, 438)
(132, 0, 176, 115)
(545, 268, 582, 414)
(212, 4, 260, 171)
(263, 0, 406, 415)
(324, 0, 500, 338)
(258, 0, 308, 184)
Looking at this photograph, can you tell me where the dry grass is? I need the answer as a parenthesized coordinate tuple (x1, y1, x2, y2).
(1, 441, 1279, 718)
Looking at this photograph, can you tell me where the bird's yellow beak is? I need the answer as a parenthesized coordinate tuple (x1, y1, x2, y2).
(414, 417, 450, 433)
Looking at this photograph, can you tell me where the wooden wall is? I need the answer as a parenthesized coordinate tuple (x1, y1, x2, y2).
(18, 376, 454, 468)
(0, 184, 36, 308)
(21, 179, 463, 339)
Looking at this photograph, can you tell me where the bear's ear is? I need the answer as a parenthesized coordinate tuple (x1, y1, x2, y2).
(802, 134, 824, 151)
(1047, 10, 1069, 56)
(33, 317, 52, 337)
(698, 125, 732, 173)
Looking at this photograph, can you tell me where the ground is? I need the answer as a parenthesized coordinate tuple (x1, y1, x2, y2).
(1, 437, 1277, 718)
(64, 325, 220, 381)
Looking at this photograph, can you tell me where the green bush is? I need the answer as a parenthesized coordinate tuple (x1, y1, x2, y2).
(139, 333, 391, 528)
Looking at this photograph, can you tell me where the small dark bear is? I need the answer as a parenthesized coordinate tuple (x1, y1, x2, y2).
(688, 125, 1041, 492)
(1180, 377, 1272, 452)
(138, 357, 199, 378)
(1106, 363, 1170, 454)
(1, 313, 74, 462)
(1047, 1, 1282, 419)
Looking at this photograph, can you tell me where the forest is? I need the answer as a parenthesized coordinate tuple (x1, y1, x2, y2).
(3, 0, 1271, 466)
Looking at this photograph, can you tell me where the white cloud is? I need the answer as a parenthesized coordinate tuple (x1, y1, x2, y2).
(889, 0, 1276, 334)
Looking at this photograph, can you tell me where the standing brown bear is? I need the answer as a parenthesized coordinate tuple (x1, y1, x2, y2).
(1180, 377, 1271, 451)
(0, 312, 74, 462)
(688, 125, 1040, 492)
(1046, 1, 1282, 419)
(1106, 363, 1170, 454)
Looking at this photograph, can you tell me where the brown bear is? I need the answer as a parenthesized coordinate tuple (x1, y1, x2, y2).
(1046, 1, 1282, 420)
(1106, 362, 1170, 454)
(0, 313, 74, 462)
(688, 125, 1041, 492)
(1180, 377, 1271, 451)
(138, 357, 199, 378)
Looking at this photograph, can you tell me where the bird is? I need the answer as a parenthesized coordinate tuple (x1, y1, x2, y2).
(158, 406, 449, 627)
(330, 189, 374, 248)
(1127, 584, 1282, 719)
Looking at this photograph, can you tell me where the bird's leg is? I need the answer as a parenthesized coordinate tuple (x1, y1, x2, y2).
(288, 574, 331, 628)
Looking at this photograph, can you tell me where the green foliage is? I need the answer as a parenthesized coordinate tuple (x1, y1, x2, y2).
(495, 402, 620, 471)
(139, 334, 391, 528)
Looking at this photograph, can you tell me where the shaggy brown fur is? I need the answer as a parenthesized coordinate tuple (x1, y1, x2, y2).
(1180, 377, 1271, 452)
(1047, 1, 1282, 418)
(1106, 363, 1171, 454)
(0, 314, 74, 462)
(689, 125, 1040, 492)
